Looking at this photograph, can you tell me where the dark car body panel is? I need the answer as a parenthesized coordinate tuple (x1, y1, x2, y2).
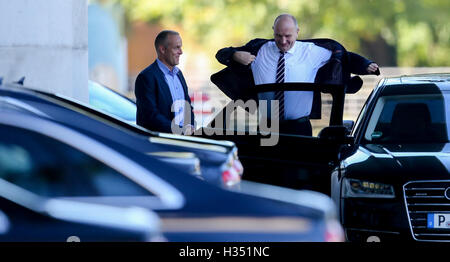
(0, 197, 156, 242)
(333, 74, 450, 242)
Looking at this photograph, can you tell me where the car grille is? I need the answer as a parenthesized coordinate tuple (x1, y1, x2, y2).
(404, 181, 450, 241)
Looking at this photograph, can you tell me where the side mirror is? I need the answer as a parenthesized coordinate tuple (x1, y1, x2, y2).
(319, 126, 354, 145)
(346, 76, 363, 94)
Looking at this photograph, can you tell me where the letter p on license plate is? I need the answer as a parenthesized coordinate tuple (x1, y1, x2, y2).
(427, 214, 450, 228)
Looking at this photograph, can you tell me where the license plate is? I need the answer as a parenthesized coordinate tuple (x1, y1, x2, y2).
(427, 214, 450, 228)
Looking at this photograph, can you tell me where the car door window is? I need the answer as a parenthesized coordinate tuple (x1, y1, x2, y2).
(0, 125, 152, 197)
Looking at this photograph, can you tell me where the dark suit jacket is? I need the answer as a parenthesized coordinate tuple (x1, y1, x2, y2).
(135, 61, 195, 133)
(212, 38, 378, 119)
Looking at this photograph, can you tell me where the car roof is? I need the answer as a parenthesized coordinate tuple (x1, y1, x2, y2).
(379, 73, 450, 96)
(383, 73, 450, 86)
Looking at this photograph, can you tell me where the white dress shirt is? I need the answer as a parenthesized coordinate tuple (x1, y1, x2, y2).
(251, 41, 331, 120)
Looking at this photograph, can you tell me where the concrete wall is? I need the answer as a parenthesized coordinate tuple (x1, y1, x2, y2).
(0, 0, 88, 102)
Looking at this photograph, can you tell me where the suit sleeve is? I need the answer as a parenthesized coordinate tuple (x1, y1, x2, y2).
(134, 73, 173, 133)
(215, 39, 263, 66)
(347, 52, 375, 75)
(216, 46, 239, 66)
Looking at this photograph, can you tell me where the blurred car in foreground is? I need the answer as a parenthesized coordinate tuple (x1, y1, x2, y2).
(0, 104, 343, 241)
(331, 73, 450, 242)
(0, 82, 241, 188)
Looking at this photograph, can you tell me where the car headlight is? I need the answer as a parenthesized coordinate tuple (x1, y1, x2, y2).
(342, 178, 395, 199)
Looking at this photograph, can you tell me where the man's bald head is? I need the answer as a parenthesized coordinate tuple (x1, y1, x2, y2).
(272, 14, 299, 52)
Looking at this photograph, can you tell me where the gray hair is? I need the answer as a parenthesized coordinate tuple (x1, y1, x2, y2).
(273, 14, 299, 29)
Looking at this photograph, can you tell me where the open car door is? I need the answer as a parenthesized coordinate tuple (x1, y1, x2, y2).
(196, 82, 353, 195)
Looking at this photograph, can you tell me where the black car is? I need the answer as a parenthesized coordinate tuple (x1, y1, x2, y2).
(0, 105, 343, 241)
(331, 73, 450, 242)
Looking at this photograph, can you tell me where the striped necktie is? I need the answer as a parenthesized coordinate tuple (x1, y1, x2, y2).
(274, 51, 285, 120)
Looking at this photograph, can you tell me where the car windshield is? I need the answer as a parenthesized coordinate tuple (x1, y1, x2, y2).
(88, 81, 137, 122)
(364, 92, 450, 143)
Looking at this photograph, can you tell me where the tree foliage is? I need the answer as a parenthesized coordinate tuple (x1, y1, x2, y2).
(113, 0, 449, 66)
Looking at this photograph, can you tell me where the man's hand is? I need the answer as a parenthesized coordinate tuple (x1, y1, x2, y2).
(232, 51, 256, 65)
(366, 63, 379, 74)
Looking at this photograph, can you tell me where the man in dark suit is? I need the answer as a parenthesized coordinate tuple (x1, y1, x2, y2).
(135, 30, 195, 134)
(212, 14, 379, 135)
